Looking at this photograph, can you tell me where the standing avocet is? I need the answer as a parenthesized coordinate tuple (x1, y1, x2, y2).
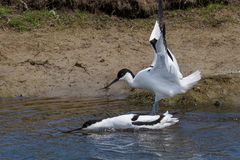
(104, 20, 201, 115)
(104, 0, 201, 115)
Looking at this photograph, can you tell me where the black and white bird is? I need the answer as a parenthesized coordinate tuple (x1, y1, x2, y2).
(104, 21, 201, 115)
(64, 111, 178, 132)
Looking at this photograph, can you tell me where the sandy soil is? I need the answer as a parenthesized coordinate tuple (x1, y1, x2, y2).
(0, 9, 239, 101)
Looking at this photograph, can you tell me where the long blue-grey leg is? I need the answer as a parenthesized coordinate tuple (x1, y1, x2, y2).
(150, 101, 159, 115)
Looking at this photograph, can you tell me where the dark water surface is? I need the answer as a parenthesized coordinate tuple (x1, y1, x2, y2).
(0, 98, 240, 160)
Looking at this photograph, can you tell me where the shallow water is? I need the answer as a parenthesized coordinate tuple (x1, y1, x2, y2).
(0, 98, 240, 160)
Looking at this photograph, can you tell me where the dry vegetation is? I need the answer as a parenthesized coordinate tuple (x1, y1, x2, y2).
(0, 2, 239, 31)
(0, 0, 238, 18)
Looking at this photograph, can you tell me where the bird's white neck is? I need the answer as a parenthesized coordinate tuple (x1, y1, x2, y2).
(121, 72, 135, 87)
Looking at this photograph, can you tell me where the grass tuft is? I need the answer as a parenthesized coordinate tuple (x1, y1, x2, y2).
(206, 3, 224, 12)
(2, 9, 92, 31)
(0, 6, 12, 16)
(8, 10, 52, 31)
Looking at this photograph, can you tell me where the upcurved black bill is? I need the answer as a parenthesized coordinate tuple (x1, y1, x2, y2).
(102, 77, 119, 89)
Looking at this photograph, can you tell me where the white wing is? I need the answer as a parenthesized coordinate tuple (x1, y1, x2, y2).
(149, 21, 183, 81)
(149, 21, 161, 67)
(167, 49, 183, 79)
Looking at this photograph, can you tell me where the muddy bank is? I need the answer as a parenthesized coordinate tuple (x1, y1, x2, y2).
(129, 73, 240, 109)
(0, 5, 239, 106)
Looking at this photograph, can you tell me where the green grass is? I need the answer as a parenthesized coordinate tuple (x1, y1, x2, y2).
(8, 10, 52, 31)
(201, 3, 226, 27)
(0, 6, 91, 31)
(185, 2, 225, 12)
(75, 11, 88, 21)
(0, 6, 12, 16)
(0, 3, 239, 32)
(206, 3, 224, 12)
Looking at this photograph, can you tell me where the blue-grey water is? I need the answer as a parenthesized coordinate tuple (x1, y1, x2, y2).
(0, 98, 240, 160)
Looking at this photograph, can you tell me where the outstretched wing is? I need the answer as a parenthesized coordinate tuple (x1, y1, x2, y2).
(149, 21, 183, 81)
(149, 21, 161, 67)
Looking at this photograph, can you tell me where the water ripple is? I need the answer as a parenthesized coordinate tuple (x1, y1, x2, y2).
(0, 98, 240, 160)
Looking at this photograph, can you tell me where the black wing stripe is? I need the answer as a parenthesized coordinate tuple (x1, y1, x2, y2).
(167, 49, 174, 62)
(150, 38, 157, 53)
(131, 115, 140, 121)
(150, 38, 173, 62)
(132, 115, 164, 126)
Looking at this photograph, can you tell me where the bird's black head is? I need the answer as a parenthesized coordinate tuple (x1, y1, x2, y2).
(82, 119, 102, 129)
(117, 68, 134, 79)
(103, 68, 134, 89)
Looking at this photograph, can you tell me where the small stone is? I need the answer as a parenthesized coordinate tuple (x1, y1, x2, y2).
(214, 101, 220, 106)
(214, 100, 223, 107)
(100, 59, 105, 63)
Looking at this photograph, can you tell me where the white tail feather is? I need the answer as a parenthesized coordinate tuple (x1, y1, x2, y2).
(181, 70, 201, 91)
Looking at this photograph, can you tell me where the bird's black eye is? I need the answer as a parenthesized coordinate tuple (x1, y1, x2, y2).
(120, 73, 125, 78)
